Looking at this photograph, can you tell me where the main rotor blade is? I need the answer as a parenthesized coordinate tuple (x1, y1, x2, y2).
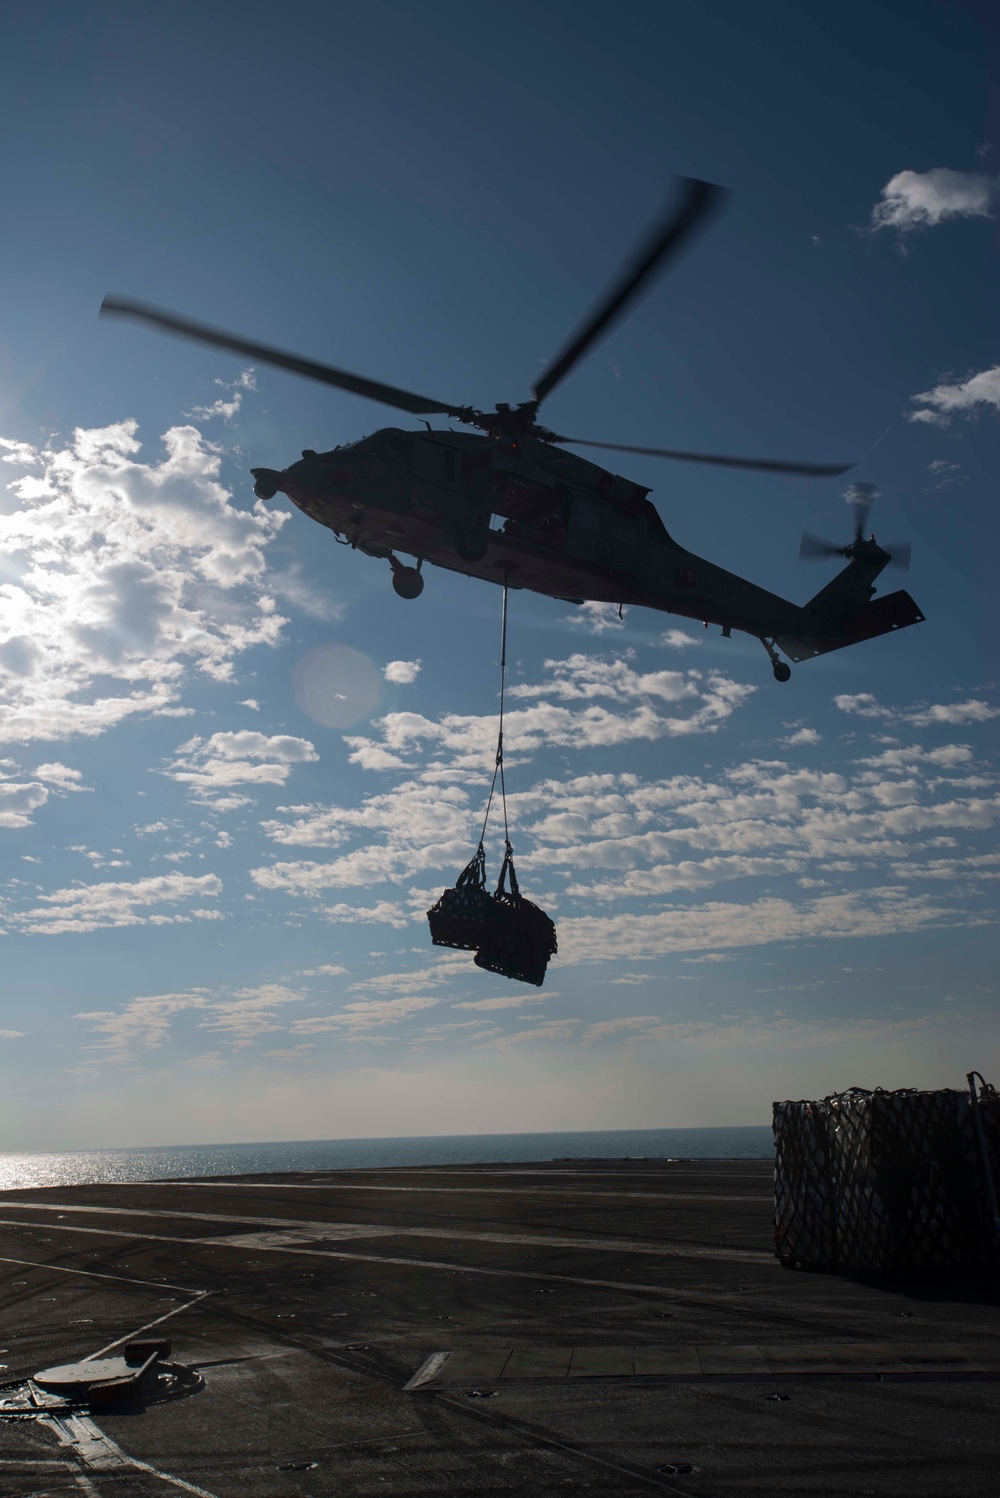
(532, 178, 728, 409)
(558, 436, 853, 478)
(101, 297, 471, 419)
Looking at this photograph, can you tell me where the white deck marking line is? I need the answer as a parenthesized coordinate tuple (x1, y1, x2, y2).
(0, 1217, 760, 1303)
(44, 1412, 221, 1496)
(0, 1252, 203, 1294)
(0, 1202, 771, 1263)
(86, 1291, 212, 1361)
(146, 1180, 770, 1203)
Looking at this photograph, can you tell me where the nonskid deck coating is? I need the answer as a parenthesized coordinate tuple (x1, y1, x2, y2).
(1, 1156, 998, 1497)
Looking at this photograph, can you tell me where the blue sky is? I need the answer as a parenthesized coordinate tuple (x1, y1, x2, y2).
(0, 0, 997, 1150)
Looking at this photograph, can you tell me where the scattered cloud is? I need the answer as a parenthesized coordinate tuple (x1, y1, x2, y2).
(199, 983, 305, 1047)
(927, 459, 967, 490)
(164, 730, 318, 798)
(186, 368, 255, 422)
(0, 420, 287, 743)
(871, 168, 997, 233)
(383, 660, 422, 684)
(452, 993, 550, 1011)
(19, 872, 223, 935)
(836, 693, 998, 728)
(0, 778, 49, 828)
(908, 365, 1000, 427)
(658, 629, 702, 649)
(322, 901, 411, 927)
(558, 886, 966, 965)
(781, 728, 821, 747)
(32, 762, 86, 791)
(565, 601, 626, 633)
(291, 993, 442, 1035)
(76, 992, 207, 1052)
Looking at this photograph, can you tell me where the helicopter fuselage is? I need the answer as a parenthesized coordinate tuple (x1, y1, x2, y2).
(253, 427, 924, 677)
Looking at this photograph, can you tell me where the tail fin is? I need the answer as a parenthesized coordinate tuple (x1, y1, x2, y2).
(777, 588, 925, 663)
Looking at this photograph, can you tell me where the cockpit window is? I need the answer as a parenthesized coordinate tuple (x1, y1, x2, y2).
(376, 432, 413, 466)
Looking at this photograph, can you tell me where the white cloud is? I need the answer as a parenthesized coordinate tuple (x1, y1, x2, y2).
(76, 992, 207, 1052)
(565, 601, 626, 633)
(0, 1029, 25, 1040)
(492, 1019, 579, 1049)
(782, 728, 821, 747)
(239, 698, 260, 711)
(343, 656, 754, 775)
(0, 779, 49, 828)
(186, 368, 256, 422)
(0, 419, 288, 743)
(452, 993, 550, 1011)
(33, 761, 86, 790)
(299, 964, 348, 977)
(908, 365, 1000, 426)
(322, 901, 411, 928)
(19, 871, 223, 935)
(383, 660, 422, 684)
(835, 693, 998, 728)
(199, 983, 305, 1047)
(291, 993, 442, 1034)
(164, 730, 318, 797)
(658, 629, 702, 649)
(558, 887, 963, 965)
(927, 459, 966, 489)
(581, 1015, 659, 1043)
(871, 168, 997, 232)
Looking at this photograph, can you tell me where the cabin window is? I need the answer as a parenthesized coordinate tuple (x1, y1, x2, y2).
(378, 433, 413, 466)
(612, 513, 638, 545)
(576, 496, 603, 532)
(442, 449, 456, 483)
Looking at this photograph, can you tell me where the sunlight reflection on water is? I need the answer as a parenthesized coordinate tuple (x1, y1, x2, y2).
(0, 1127, 773, 1192)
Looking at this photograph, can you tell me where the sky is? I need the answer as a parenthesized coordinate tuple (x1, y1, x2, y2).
(0, 0, 997, 1150)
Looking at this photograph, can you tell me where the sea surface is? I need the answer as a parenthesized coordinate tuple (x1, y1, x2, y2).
(0, 1127, 772, 1192)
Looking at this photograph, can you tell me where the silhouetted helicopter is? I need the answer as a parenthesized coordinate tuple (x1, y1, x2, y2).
(102, 179, 922, 682)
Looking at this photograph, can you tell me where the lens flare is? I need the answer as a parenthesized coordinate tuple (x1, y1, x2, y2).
(293, 643, 381, 728)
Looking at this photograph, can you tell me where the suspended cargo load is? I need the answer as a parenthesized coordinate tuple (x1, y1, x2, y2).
(426, 579, 558, 985)
(427, 844, 492, 952)
(773, 1078, 1000, 1277)
(474, 847, 558, 988)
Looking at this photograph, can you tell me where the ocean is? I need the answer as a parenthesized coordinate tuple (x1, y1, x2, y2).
(0, 1126, 772, 1192)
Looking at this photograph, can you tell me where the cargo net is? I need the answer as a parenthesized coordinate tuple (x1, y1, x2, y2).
(426, 581, 557, 987)
(773, 1080, 1000, 1276)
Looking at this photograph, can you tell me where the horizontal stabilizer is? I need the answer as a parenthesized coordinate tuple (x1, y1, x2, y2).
(776, 590, 925, 664)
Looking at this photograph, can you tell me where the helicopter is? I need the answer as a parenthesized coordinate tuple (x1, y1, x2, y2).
(102, 178, 923, 683)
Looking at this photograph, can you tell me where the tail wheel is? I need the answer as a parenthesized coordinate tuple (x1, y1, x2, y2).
(773, 662, 791, 683)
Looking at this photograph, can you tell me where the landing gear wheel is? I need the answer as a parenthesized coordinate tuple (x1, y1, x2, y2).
(453, 523, 489, 562)
(772, 661, 791, 683)
(392, 566, 424, 600)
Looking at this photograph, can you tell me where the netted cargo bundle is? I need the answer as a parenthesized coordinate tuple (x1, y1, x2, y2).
(427, 844, 492, 952)
(474, 849, 558, 988)
(774, 1081, 1000, 1277)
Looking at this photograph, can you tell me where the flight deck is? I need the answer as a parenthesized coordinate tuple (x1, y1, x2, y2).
(1, 1157, 997, 1495)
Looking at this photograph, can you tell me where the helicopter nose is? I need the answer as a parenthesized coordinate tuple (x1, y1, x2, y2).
(250, 468, 283, 501)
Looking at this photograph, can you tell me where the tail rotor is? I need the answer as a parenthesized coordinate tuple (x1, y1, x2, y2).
(799, 484, 910, 572)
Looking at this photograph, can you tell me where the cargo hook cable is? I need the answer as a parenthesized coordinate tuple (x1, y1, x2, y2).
(478, 575, 511, 858)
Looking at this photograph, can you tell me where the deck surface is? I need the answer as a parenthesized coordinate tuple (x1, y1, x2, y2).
(1, 1157, 998, 1495)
